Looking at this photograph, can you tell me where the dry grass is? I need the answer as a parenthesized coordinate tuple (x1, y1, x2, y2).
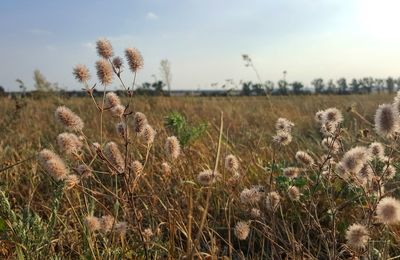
(1, 93, 400, 259)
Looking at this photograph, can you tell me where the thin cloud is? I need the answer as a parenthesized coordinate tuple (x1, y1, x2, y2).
(146, 12, 159, 20)
(28, 29, 52, 35)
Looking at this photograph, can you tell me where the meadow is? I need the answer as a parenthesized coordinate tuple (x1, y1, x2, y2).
(1, 38, 400, 259)
(1, 93, 400, 259)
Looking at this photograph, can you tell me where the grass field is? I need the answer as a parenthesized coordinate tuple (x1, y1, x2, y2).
(1, 93, 400, 259)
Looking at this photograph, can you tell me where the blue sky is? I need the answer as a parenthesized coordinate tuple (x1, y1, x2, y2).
(1, 0, 400, 91)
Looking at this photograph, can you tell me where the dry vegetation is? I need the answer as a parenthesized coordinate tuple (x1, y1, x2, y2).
(1, 39, 400, 259)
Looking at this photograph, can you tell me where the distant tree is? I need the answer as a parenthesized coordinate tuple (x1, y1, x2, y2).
(291, 81, 304, 94)
(360, 77, 373, 94)
(326, 80, 336, 94)
(0, 86, 5, 96)
(375, 78, 385, 93)
(160, 59, 172, 95)
(277, 80, 288, 95)
(264, 80, 274, 95)
(336, 78, 348, 94)
(311, 78, 325, 94)
(151, 80, 166, 95)
(241, 81, 252, 96)
(251, 83, 264, 95)
(386, 77, 395, 93)
(33, 69, 60, 92)
(349, 78, 360, 94)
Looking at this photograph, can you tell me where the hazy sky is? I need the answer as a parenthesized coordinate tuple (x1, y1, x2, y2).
(1, 0, 400, 91)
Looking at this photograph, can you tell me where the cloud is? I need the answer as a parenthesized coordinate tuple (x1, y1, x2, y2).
(82, 42, 95, 50)
(28, 29, 52, 35)
(146, 12, 159, 20)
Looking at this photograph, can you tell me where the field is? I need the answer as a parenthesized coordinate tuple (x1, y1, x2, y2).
(1, 94, 400, 259)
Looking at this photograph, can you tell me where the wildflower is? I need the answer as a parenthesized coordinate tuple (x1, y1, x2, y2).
(356, 164, 373, 186)
(197, 170, 219, 186)
(273, 131, 292, 146)
(374, 104, 399, 138)
(275, 118, 294, 132)
(57, 132, 83, 155)
(85, 216, 101, 232)
(266, 191, 280, 211)
(131, 160, 143, 175)
(376, 197, 400, 225)
(340, 146, 370, 174)
(223, 155, 238, 174)
(104, 142, 125, 173)
(105, 92, 121, 108)
(320, 122, 337, 136)
(383, 165, 396, 180)
(96, 39, 113, 59)
(322, 108, 343, 125)
(287, 186, 300, 201)
(132, 112, 148, 134)
(240, 187, 262, 205)
(369, 142, 386, 161)
(38, 149, 68, 181)
(139, 124, 156, 145)
(165, 136, 181, 160)
(234, 221, 250, 240)
(96, 59, 113, 85)
(295, 151, 314, 167)
(111, 104, 125, 118)
(100, 215, 115, 233)
(125, 47, 144, 73)
(55, 106, 84, 132)
(73, 64, 90, 83)
(112, 56, 123, 70)
(345, 223, 369, 249)
(315, 110, 325, 124)
(321, 137, 340, 153)
(283, 167, 300, 179)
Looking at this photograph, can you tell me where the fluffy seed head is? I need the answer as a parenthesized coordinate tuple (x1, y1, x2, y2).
(315, 110, 325, 124)
(133, 112, 148, 134)
(76, 164, 92, 178)
(96, 59, 113, 85)
(345, 223, 369, 249)
(356, 164, 373, 186)
(322, 108, 343, 125)
(340, 146, 371, 174)
(383, 165, 396, 180)
(234, 221, 250, 240)
(112, 56, 123, 70)
(376, 197, 400, 225)
(322, 137, 340, 153)
(104, 142, 125, 173)
(162, 162, 171, 176)
(321, 122, 337, 136)
(165, 136, 181, 160)
(73, 64, 90, 83)
(240, 187, 262, 205)
(197, 169, 219, 186)
(114, 222, 127, 236)
(55, 106, 84, 132)
(283, 167, 300, 179)
(38, 149, 69, 181)
(369, 142, 386, 161)
(250, 208, 261, 218)
(111, 105, 125, 118)
(266, 191, 280, 211)
(85, 216, 101, 232)
(225, 154, 239, 173)
(139, 124, 156, 145)
(96, 39, 113, 59)
(143, 228, 153, 242)
(288, 186, 300, 201)
(375, 103, 399, 138)
(275, 118, 294, 132)
(273, 131, 292, 146)
(105, 92, 121, 108)
(131, 160, 143, 175)
(57, 132, 83, 155)
(295, 151, 314, 167)
(65, 174, 80, 190)
(100, 215, 115, 233)
(115, 122, 127, 138)
(125, 47, 144, 73)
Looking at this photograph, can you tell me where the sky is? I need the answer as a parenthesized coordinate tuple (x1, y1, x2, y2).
(1, 0, 400, 91)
